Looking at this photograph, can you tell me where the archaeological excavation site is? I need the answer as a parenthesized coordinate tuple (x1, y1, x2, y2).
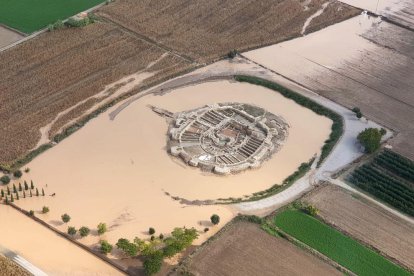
(166, 103, 289, 175)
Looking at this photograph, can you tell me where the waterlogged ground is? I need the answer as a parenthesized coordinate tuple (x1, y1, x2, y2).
(3, 80, 330, 264)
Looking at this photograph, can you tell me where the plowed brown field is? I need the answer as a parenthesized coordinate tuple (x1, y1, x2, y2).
(98, 0, 359, 62)
(181, 221, 341, 276)
(303, 184, 414, 271)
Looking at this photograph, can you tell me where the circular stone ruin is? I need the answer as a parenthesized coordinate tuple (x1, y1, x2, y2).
(168, 103, 289, 175)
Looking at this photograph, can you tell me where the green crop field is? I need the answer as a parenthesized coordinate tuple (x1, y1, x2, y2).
(274, 209, 409, 276)
(0, 0, 104, 33)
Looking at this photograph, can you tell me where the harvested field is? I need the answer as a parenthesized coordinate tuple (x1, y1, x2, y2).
(0, 255, 30, 276)
(183, 221, 341, 276)
(97, 0, 359, 62)
(303, 184, 414, 271)
(0, 21, 193, 167)
(245, 15, 414, 160)
(0, 25, 23, 49)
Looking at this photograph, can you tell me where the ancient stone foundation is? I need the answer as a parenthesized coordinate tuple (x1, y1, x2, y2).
(167, 103, 289, 175)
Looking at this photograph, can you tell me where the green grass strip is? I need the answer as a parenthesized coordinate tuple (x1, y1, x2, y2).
(274, 210, 410, 276)
(0, 0, 104, 33)
(234, 75, 343, 167)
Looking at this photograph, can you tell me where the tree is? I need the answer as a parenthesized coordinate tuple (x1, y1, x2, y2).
(24, 181, 28, 191)
(116, 238, 138, 256)
(210, 214, 220, 225)
(13, 170, 22, 178)
(18, 182, 22, 191)
(143, 251, 163, 275)
(304, 205, 319, 216)
(1, 189, 4, 198)
(159, 233, 164, 240)
(16, 192, 19, 200)
(13, 184, 17, 194)
(29, 210, 34, 216)
(29, 190, 32, 197)
(357, 128, 383, 153)
(23, 191, 26, 198)
(100, 240, 113, 254)
(61, 213, 71, 223)
(42, 188, 45, 196)
(204, 227, 209, 232)
(42, 206, 50, 214)
(36, 188, 39, 197)
(5, 197, 9, 205)
(10, 194, 14, 202)
(24, 168, 30, 173)
(0, 175, 10, 184)
(97, 222, 107, 235)
(7, 186, 10, 195)
(30, 180, 34, 189)
(149, 227, 155, 235)
(68, 226, 77, 236)
(79, 226, 90, 237)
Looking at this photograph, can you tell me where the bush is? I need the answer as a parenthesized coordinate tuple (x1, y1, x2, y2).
(204, 227, 209, 232)
(116, 238, 138, 256)
(227, 49, 238, 59)
(143, 251, 163, 275)
(352, 107, 361, 113)
(61, 213, 71, 223)
(210, 214, 220, 225)
(42, 206, 50, 214)
(149, 227, 155, 235)
(303, 205, 319, 216)
(79, 226, 90, 237)
(28, 210, 34, 216)
(357, 128, 383, 153)
(48, 19, 65, 31)
(68, 226, 77, 236)
(97, 222, 107, 235)
(24, 168, 30, 173)
(0, 175, 10, 184)
(13, 170, 22, 178)
(100, 240, 113, 254)
(66, 17, 90, 28)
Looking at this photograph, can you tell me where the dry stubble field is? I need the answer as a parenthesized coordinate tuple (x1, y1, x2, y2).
(0, 21, 193, 166)
(0, 255, 30, 276)
(98, 0, 359, 62)
(180, 221, 341, 276)
(303, 184, 414, 271)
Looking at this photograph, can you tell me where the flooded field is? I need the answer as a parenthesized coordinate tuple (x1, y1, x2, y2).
(4, 80, 330, 252)
(245, 15, 414, 160)
(0, 207, 123, 275)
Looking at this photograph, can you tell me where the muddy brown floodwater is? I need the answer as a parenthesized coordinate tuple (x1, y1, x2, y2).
(3, 81, 330, 262)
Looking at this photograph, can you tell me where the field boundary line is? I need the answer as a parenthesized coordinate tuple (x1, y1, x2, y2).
(99, 16, 196, 64)
(5, 203, 128, 275)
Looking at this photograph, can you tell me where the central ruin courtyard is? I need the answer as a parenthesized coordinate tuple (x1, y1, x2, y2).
(168, 103, 289, 174)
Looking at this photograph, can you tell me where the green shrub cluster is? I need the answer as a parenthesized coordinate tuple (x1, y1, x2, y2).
(374, 150, 414, 182)
(349, 151, 414, 216)
(234, 76, 343, 167)
(66, 16, 92, 28)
